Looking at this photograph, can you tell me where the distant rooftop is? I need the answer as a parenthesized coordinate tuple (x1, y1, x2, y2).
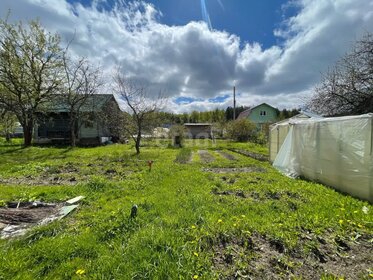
(184, 123, 212, 126)
(40, 94, 116, 113)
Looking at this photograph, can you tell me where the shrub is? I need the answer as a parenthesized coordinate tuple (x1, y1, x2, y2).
(175, 148, 192, 163)
(169, 125, 186, 147)
(226, 119, 256, 142)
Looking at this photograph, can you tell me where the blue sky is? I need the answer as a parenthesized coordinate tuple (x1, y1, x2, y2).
(143, 0, 298, 48)
(66, 0, 298, 48)
(2, 0, 373, 112)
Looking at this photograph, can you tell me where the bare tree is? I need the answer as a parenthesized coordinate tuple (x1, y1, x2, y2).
(99, 101, 129, 143)
(306, 33, 373, 116)
(0, 17, 65, 146)
(113, 72, 165, 154)
(61, 56, 102, 146)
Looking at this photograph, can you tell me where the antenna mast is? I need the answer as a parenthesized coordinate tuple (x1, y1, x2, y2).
(233, 86, 236, 120)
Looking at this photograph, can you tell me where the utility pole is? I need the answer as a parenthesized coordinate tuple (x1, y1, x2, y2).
(233, 86, 236, 120)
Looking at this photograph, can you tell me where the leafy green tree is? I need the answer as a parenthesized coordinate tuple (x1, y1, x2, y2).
(225, 106, 249, 121)
(0, 107, 17, 141)
(0, 17, 65, 146)
(226, 118, 256, 142)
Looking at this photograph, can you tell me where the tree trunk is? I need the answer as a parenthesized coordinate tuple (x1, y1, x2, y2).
(135, 132, 141, 154)
(70, 119, 77, 147)
(23, 123, 33, 147)
(5, 132, 11, 142)
(71, 127, 76, 147)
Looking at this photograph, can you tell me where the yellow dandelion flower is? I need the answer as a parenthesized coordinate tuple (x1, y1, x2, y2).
(191, 225, 196, 229)
(279, 223, 283, 226)
(358, 224, 363, 228)
(193, 275, 199, 279)
(193, 252, 199, 257)
(76, 269, 85, 275)
(353, 210, 358, 214)
(339, 219, 344, 225)
(217, 219, 223, 223)
(368, 273, 373, 278)
(241, 215, 246, 218)
(233, 223, 237, 227)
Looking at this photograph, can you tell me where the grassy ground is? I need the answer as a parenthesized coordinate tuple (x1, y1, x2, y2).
(0, 138, 372, 279)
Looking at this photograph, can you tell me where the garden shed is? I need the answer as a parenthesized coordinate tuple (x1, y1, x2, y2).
(184, 123, 212, 139)
(273, 114, 373, 202)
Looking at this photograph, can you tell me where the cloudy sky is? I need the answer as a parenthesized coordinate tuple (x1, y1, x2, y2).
(2, 0, 373, 112)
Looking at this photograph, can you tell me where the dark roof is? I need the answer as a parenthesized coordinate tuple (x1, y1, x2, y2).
(184, 123, 212, 126)
(41, 94, 116, 113)
(237, 108, 251, 120)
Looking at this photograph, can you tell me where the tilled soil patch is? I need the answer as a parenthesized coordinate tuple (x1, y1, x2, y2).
(209, 232, 373, 279)
(212, 188, 246, 198)
(229, 149, 269, 162)
(215, 150, 236, 161)
(198, 150, 215, 163)
(0, 203, 58, 225)
(203, 167, 266, 173)
(0, 176, 79, 186)
(0, 202, 61, 239)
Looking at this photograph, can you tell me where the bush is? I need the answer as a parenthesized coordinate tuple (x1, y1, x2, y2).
(226, 119, 256, 142)
(169, 125, 186, 147)
(175, 148, 192, 163)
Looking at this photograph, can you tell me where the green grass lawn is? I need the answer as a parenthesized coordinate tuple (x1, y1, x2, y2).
(0, 138, 372, 279)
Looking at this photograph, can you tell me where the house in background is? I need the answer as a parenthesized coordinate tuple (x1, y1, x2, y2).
(34, 94, 120, 145)
(184, 123, 213, 139)
(237, 103, 278, 130)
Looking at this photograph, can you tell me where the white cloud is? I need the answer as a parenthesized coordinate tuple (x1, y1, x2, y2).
(1, 0, 372, 112)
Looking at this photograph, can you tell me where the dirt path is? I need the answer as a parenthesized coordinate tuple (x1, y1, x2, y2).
(229, 148, 268, 162)
(198, 150, 215, 163)
(215, 150, 236, 161)
(202, 167, 266, 173)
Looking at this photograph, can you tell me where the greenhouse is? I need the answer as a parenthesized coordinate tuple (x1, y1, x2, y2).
(271, 114, 373, 202)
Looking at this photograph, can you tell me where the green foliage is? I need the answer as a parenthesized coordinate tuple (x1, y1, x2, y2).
(0, 110, 17, 140)
(175, 147, 192, 163)
(169, 124, 186, 147)
(0, 16, 65, 146)
(226, 119, 257, 142)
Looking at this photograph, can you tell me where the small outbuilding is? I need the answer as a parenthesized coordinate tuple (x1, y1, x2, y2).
(184, 123, 212, 139)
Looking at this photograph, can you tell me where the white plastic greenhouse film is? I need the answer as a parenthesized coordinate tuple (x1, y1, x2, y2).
(269, 123, 290, 162)
(273, 114, 373, 202)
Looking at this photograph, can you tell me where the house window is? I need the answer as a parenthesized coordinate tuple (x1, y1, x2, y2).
(260, 110, 266, 116)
